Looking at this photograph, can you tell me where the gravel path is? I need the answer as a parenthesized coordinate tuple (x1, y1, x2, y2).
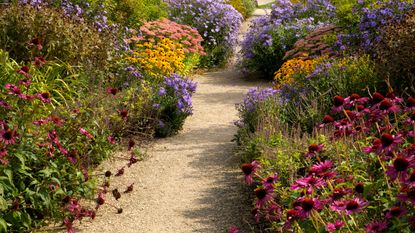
(61, 18, 270, 233)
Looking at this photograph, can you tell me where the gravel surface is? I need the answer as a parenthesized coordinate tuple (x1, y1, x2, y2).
(47, 18, 271, 233)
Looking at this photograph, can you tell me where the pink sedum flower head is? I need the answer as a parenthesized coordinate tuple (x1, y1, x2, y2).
(241, 160, 260, 185)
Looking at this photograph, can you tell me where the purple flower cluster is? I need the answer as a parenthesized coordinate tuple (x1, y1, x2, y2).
(270, 0, 335, 24)
(165, 0, 242, 64)
(163, 74, 197, 114)
(235, 87, 277, 127)
(337, 0, 414, 52)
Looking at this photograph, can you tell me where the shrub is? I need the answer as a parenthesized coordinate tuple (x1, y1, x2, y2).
(154, 74, 197, 137)
(237, 92, 415, 232)
(165, 0, 243, 67)
(0, 50, 116, 232)
(0, 3, 115, 73)
(227, 0, 257, 18)
(373, 7, 415, 96)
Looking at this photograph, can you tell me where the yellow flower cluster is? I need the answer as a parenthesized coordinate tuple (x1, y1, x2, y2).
(126, 38, 186, 78)
(274, 56, 326, 89)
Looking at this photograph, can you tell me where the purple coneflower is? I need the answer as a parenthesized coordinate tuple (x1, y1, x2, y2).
(0, 101, 11, 109)
(241, 160, 260, 185)
(332, 95, 345, 113)
(365, 220, 388, 233)
(386, 206, 407, 219)
(309, 160, 332, 175)
(79, 128, 93, 139)
(1, 128, 17, 145)
(107, 87, 118, 96)
(37, 92, 51, 103)
(325, 220, 344, 232)
(294, 197, 323, 219)
(386, 155, 414, 181)
(262, 173, 278, 190)
(17, 66, 31, 78)
(118, 109, 128, 119)
(372, 92, 385, 104)
(331, 198, 367, 215)
(291, 176, 326, 192)
(254, 186, 273, 208)
(398, 186, 415, 204)
(306, 144, 324, 157)
(33, 56, 47, 67)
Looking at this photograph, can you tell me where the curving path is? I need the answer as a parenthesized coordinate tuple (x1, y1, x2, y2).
(63, 6, 272, 233)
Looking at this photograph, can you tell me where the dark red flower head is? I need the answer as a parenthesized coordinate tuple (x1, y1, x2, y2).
(119, 109, 128, 119)
(350, 93, 361, 100)
(301, 198, 315, 212)
(386, 92, 396, 99)
(333, 96, 344, 107)
(346, 200, 359, 211)
(323, 115, 334, 123)
(355, 182, 364, 193)
(107, 87, 118, 96)
(394, 157, 409, 172)
(242, 163, 254, 175)
(407, 97, 415, 107)
(372, 92, 384, 104)
(379, 99, 393, 110)
(255, 187, 267, 200)
(380, 133, 394, 147)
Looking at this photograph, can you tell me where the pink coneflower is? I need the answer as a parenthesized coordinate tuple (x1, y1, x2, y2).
(0, 101, 11, 109)
(325, 220, 344, 232)
(322, 114, 335, 123)
(365, 220, 388, 233)
(67, 198, 81, 213)
(294, 197, 323, 219)
(5, 84, 22, 96)
(264, 203, 281, 222)
(363, 139, 382, 154)
(241, 160, 260, 185)
(291, 176, 326, 192)
(309, 160, 332, 175)
(386, 206, 407, 219)
(1, 128, 17, 145)
(0, 147, 8, 165)
(118, 109, 128, 119)
(228, 225, 239, 233)
(108, 135, 116, 144)
(306, 144, 324, 157)
(19, 79, 32, 86)
(377, 99, 400, 113)
(331, 198, 367, 215)
(33, 56, 47, 67)
(17, 66, 31, 78)
(379, 133, 402, 153)
(254, 186, 273, 208)
(30, 38, 43, 50)
(37, 92, 51, 103)
(107, 87, 118, 96)
(48, 115, 64, 126)
(332, 95, 345, 113)
(330, 187, 351, 201)
(18, 94, 34, 100)
(33, 119, 49, 126)
(398, 186, 415, 204)
(354, 182, 364, 194)
(262, 173, 278, 190)
(63, 217, 74, 233)
(344, 93, 369, 106)
(372, 92, 385, 104)
(251, 207, 260, 223)
(386, 155, 415, 181)
(79, 128, 93, 139)
(48, 130, 59, 144)
(66, 150, 78, 164)
(283, 209, 300, 230)
(407, 97, 415, 108)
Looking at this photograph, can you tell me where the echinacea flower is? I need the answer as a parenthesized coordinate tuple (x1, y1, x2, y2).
(365, 220, 388, 233)
(254, 186, 273, 208)
(309, 160, 332, 175)
(378, 133, 402, 154)
(354, 182, 364, 194)
(330, 187, 352, 201)
(30, 38, 43, 50)
(332, 95, 345, 113)
(241, 160, 260, 185)
(37, 92, 51, 103)
(17, 66, 31, 78)
(19, 79, 32, 86)
(407, 97, 415, 108)
(306, 144, 324, 157)
(0, 147, 8, 165)
(386, 155, 415, 181)
(264, 203, 281, 222)
(118, 109, 128, 119)
(291, 176, 326, 192)
(79, 128, 93, 139)
(63, 217, 74, 233)
(228, 225, 239, 233)
(386, 206, 407, 219)
(322, 114, 335, 123)
(107, 87, 118, 96)
(0, 101, 11, 109)
(331, 198, 368, 215)
(294, 197, 323, 219)
(325, 220, 344, 232)
(372, 92, 385, 104)
(48, 115, 64, 126)
(33, 56, 47, 67)
(0, 128, 17, 145)
(262, 173, 278, 190)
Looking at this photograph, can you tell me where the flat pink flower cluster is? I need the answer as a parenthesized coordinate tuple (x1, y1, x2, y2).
(127, 18, 205, 55)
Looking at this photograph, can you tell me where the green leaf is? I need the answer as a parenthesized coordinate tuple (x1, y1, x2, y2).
(0, 218, 8, 233)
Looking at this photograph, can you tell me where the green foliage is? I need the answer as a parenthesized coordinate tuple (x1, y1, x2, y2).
(103, 0, 168, 27)
(0, 50, 116, 232)
(227, 0, 257, 18)
(0, 4, 114, 73)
